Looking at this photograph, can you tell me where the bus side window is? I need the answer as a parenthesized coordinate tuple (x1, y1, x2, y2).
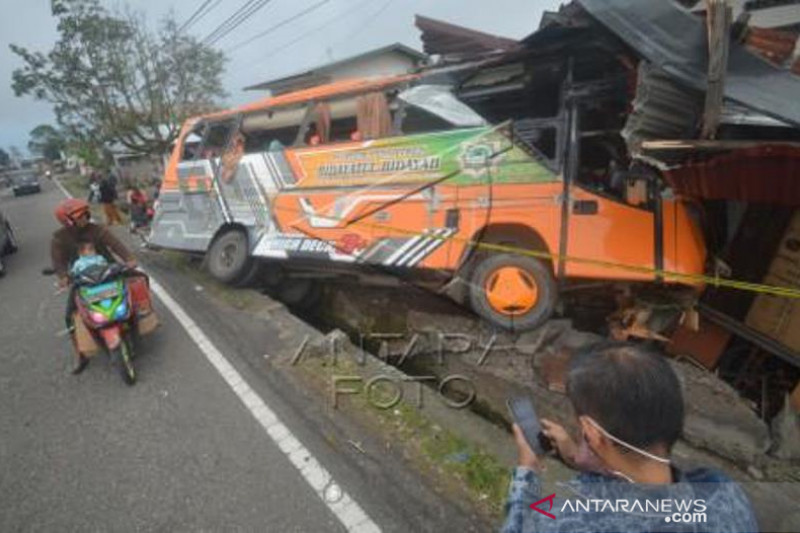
(201, 121, 236, 159)
(240, 107, 305, 153)
(330, 116, 358, 143)
(513, 122, 561, 172)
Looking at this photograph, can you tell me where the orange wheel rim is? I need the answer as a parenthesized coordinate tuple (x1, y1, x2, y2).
(484, 266, 538, 316)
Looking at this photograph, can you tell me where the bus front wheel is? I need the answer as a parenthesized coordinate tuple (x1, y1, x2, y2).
(468, 253, 556, 332)
(207, 229, 253, 285)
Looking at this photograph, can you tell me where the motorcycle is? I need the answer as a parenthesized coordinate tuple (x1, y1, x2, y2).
(74, 263, 140, 384)
(46, 263, 155, 385)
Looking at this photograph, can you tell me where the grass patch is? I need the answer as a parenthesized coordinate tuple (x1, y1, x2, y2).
(391, 401, 509, 517)
(58, 173, 90, 198)
(294, 352, 510, 520)
(159, 250, 260, 312)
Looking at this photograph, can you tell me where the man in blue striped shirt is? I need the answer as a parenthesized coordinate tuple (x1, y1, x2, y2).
(501, 343, 758, 533)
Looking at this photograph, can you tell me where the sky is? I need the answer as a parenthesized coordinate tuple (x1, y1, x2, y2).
(0, 0, 561, 154)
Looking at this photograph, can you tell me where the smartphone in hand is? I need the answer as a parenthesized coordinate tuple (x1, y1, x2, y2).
(507, 396, 553, 456)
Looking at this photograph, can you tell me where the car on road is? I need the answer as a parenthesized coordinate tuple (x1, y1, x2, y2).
(0, 208, 19, 276)
(12, 172, 42, 196)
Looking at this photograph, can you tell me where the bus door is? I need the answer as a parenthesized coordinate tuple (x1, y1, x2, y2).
(562, 103, 659, 282)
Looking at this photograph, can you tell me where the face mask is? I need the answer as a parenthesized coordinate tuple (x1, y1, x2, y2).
(573, 418, 671, 478)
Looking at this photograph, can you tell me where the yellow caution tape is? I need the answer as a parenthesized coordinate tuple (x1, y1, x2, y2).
(267, 202, 800, 300)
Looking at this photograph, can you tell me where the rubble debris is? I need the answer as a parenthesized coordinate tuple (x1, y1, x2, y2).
(671, 360, 772, 466)
(607, 295, 685, 343)
(535, 347, 572, 394)
(769, 398, 800, 460)
(667, 318, 731, 370)
(514, 319, 571, 355)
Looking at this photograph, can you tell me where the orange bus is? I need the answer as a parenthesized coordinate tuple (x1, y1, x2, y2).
(151, 74, 706, 330)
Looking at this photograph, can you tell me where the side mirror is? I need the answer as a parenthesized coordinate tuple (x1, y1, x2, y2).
(42, 267, 56, 276)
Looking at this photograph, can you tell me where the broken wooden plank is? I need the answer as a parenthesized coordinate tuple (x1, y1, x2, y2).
(701, 0, 732, 139)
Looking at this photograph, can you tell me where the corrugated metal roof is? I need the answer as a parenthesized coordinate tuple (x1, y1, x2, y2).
(578, 0, 800, 127)
(622, 62, 705, 157)
(415, 15, 520, 58)
(665, 145, 800, 205)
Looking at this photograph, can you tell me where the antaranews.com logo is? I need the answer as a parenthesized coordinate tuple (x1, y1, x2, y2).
(531, 493, 708, 524)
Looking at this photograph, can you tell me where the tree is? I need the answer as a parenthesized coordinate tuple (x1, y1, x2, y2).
(0, 148, 9, 167)
(28, 124, 66, 161)
(11, 0, 226, 156)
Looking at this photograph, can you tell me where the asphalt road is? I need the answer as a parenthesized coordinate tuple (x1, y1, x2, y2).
(0, 181, 353, 531)
(0, 179, 483, 532)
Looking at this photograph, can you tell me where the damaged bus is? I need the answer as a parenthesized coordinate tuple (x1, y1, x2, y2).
(151, 74, 706, 331)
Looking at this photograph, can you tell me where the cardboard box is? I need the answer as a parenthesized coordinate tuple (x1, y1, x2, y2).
(74, 310, 159, 356)
(137, 311, 160, 336)
(73, 312, 101, 356)
(745, 211, 800, 354)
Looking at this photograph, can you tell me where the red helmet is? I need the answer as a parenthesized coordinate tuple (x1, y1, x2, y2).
(54, 198, 90, 227)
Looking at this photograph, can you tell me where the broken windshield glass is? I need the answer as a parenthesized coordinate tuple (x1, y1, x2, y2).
(398, 85, 488, 128)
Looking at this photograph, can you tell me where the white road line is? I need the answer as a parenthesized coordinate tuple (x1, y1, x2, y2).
(52, 176, 74, 199)
(55, 177, 381, 533)
(148, 278, 381, 533)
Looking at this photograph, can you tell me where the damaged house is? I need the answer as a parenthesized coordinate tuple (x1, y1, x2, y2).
(416, 0, 800, 430)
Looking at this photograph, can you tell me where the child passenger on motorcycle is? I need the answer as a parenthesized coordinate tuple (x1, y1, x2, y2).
(70, 241, 109, 278)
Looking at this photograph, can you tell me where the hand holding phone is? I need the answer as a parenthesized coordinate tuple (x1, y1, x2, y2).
(507, 396, 553, 456)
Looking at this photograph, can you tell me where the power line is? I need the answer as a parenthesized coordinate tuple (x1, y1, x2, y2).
(203, 0, 275, 46)
(227, 0, 334, 54)
(331, 0, 394, 48)
(203, 0, 261, 44)
(178, 0, 220, 33)
(258, 0, 376, 62)
(178, 0, 212, 32)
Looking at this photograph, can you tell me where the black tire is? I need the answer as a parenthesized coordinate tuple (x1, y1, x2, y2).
(233, 258, 263, 288)
(206, 229, 253, 285)
(4, 224, 18, 255)
(266, 278, 321, 310)
(110, 338, 136, 385)
(468, 253, 557, 332)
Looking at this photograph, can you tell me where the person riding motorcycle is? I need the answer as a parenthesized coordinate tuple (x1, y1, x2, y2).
(51, 198, 137, 374)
